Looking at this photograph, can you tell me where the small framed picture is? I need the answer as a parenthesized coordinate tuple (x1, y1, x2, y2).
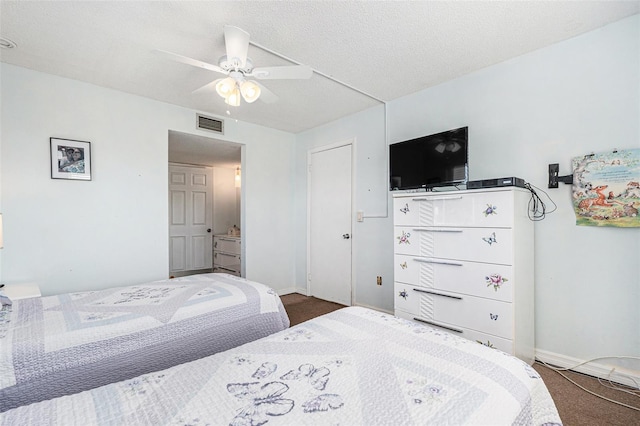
(50, 137, 92, 181)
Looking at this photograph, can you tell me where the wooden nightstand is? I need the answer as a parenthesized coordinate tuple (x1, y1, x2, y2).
(2, 283, 42, 300)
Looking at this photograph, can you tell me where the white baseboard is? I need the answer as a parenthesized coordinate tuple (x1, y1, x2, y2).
(277, 287, 308, 296)
(535, 349, 640, 389)
(353, 302, 394, 315)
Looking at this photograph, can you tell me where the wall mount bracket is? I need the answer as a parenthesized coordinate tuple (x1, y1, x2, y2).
(548, 163, 573, 188)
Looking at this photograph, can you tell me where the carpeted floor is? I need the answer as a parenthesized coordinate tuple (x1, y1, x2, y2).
(280, 293, 640, 426)
(280, 293, 346, 326)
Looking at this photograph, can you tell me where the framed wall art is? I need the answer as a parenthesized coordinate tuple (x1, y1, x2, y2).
(50, 137, 92, 181)
(572, 148, 639, 227)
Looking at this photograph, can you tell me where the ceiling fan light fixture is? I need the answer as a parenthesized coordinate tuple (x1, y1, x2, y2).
(225, 86, 241, 107)
(240, 80, 261, 103)
(216, 77, 236, 98)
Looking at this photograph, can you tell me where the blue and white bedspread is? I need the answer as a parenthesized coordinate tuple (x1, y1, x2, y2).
(0, 273, 289, 412)
(1, 306, 561, 425)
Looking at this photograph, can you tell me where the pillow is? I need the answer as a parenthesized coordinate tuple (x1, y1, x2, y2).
(0, 289, 12, 306)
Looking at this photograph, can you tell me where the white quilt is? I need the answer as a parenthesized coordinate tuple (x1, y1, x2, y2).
(0, 273, 289, 412)
(1, 306, 562, 425)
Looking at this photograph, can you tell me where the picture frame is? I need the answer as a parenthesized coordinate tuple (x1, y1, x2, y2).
(50, 137, 92, 181)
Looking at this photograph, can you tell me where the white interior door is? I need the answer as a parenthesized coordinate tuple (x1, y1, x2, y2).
(169, 164, 213, 274)
(308, 142, 353, 306)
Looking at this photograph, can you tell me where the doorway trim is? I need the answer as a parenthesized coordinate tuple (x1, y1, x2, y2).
(306, 138, 357, 305)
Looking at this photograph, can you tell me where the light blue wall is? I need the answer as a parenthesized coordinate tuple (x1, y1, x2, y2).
(295, 15, 639, 367)
(0, 64, 297, 295)
(1, 14, 637, 373)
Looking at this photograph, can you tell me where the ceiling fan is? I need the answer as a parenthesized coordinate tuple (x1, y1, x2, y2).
(155, 25, 313, 106)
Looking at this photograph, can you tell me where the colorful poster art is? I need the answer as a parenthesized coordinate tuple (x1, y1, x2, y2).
(572, 148, 640, 227)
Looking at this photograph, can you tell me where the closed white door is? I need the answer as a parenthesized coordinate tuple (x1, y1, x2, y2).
(169, 164, 213, 274)
(308, 142, 352, 306)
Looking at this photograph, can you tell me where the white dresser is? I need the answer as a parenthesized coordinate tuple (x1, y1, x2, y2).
(213, 235, 241, 276)
(392, 187, 534, 364)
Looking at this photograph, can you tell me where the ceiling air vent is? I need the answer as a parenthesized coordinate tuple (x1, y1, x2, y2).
(196, 114, 224, 134)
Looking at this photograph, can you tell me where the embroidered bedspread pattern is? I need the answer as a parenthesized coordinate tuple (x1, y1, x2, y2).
(0, 273, 290, 412)
(1, 307, 561, 425)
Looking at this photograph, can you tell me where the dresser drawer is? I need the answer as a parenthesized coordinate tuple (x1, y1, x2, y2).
(393, 190, 514, 228)
(394, 282, 420, 315)
(213, 251, 240, 269)
(394, 226, 513, 265)
(395, 310, 513, 354)
(213, 236, 241, 254)
(394, 254, 513, 302)
(395, 284, 513, 339)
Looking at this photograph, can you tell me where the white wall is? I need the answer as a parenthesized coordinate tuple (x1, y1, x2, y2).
(295, 15, 639, 371)
(212, 166, 239, 235)
(293, 105, 393, 310)
(1, 13, 637, 376)
(0, 63, 296, 295)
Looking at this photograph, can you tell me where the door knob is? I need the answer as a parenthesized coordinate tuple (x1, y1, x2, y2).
(343, 234, 350, 239)
(207, 229, 212, 233)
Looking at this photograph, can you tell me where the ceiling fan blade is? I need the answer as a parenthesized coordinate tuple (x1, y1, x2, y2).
(254, 81, 278, 103)
(153, 49, 227, 74)
(192, 79, 220, 95)
(250, 65, 313, 80)
(224, 25, 250, 68)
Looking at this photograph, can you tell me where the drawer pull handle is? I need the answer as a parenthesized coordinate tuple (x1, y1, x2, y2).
(414, 258, 463, 267)
(215, 266, 238, 273)
(412, 228, 463, 233)
(412, 288, 462, 300)
(217, 252, 237, 257)
(411, 196, 463, 202)
(413, 318, 463, 333)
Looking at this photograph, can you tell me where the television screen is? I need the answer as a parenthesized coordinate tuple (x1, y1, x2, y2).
(390, 126, 468, 190)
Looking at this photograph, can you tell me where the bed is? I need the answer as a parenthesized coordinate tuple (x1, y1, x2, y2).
(0, 273, 290, 412)
(0, 306, 562, 425)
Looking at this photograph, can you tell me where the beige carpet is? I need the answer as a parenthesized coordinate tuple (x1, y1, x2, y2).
(280, 293, 640, 425)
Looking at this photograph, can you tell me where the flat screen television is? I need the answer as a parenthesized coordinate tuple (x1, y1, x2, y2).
(389, 126, 468, 190)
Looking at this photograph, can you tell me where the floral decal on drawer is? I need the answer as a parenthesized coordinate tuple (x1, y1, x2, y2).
(400, 261, 408, 269)
(483, 204, 498, 216)
(398, 289, 409, 300)
(397, 231, 411, 244)
(476, 340, 495, 349)
(486, 273, 508, 291)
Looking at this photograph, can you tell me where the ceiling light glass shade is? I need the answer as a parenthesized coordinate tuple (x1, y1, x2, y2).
(225, 86, 241, 106)
(215, 77, 236, 98)
(240, 80, 261, 103)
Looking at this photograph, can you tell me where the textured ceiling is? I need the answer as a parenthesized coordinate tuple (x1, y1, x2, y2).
(1, 1, 639, 136)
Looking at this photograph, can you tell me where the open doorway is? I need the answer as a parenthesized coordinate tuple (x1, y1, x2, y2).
(168, 130, 242, 278)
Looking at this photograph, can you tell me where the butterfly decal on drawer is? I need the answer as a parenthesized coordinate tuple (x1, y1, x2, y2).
(482, 232, 497, 245)
(398, 289, 409, 300)
(400, 203, 410, 214)
(489, 313, 499, 321)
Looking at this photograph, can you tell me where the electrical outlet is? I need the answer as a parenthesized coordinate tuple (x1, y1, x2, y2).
(376, 276, 382, 286)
